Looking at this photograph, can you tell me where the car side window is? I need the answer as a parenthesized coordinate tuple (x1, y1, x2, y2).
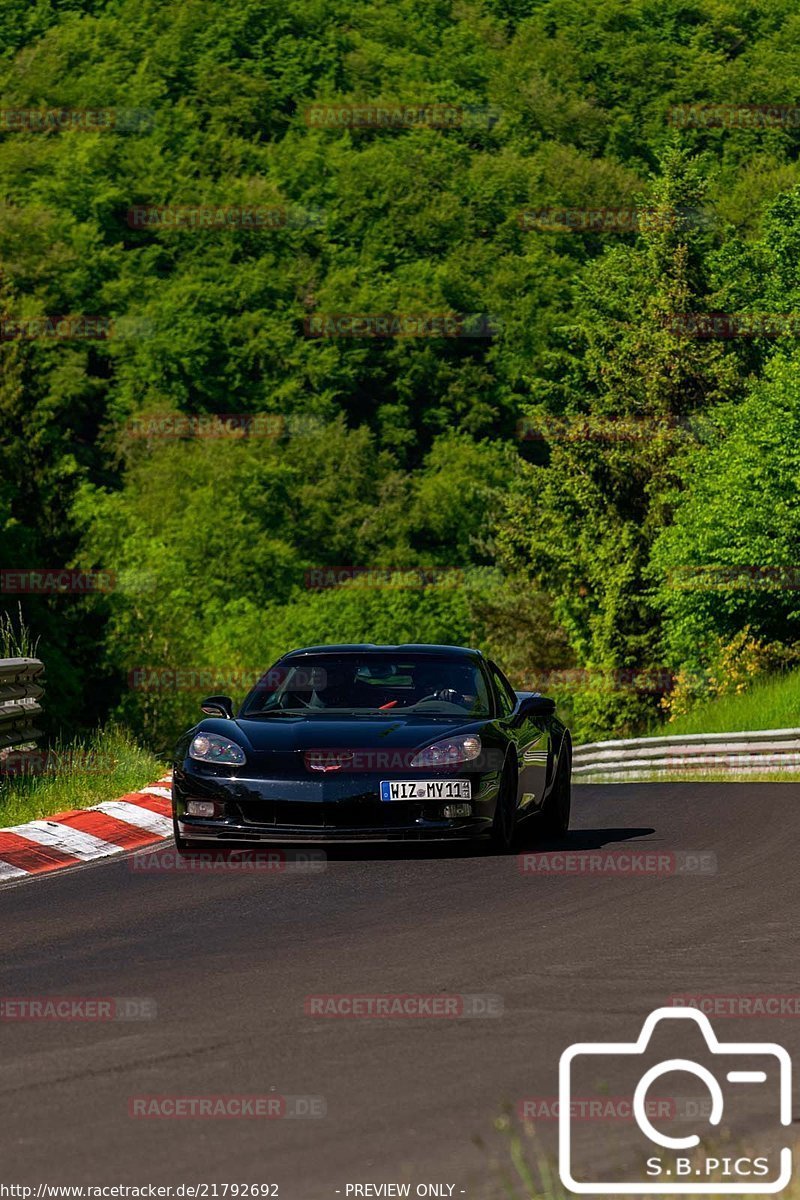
(488, 663, 516, 718)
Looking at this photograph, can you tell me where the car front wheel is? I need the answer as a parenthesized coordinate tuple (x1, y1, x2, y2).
(489, 757, 518, 853)
(539, 745, 571, 837)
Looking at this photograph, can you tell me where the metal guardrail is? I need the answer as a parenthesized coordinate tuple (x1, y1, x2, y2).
(0, 658, 45, 751)
(573, 727, 800, 779)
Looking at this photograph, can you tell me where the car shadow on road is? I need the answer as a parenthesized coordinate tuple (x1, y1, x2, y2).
(523, 825, 657, 853)
(279, 824, 657, 863)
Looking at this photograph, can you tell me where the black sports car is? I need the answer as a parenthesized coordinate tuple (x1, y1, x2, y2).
(172, 644, 571, 851)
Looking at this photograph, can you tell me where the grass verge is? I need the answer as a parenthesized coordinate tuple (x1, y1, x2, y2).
(655, 669, 800, 737)
(484, 1115, 797, 1200)
(576, 770, 800, 784)
(0, 604, 39, 658)
(0, 724, 167, 826)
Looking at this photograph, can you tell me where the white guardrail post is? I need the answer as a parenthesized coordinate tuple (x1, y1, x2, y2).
(573, 728, 800, 779)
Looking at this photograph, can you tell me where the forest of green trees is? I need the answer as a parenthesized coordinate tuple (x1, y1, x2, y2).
(2, 0, 800, 750)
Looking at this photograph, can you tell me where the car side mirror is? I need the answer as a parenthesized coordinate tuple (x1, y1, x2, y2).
(201, 695, 234, 719)
(516, 693, 556, 719)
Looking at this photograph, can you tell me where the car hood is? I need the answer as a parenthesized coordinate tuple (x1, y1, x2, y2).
(195, 713, 486, 754)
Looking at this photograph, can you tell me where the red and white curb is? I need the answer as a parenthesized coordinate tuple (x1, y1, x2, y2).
(0, 774, 173, 882)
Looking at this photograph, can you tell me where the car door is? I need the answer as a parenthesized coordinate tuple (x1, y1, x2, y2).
(487, 661, 550, 814)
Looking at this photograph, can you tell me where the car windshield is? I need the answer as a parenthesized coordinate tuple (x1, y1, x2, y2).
(241, 654, 492, 717)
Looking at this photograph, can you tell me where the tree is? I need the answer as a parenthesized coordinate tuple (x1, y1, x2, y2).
(498, 147, 739, 736)
(651, 352, 800, 668)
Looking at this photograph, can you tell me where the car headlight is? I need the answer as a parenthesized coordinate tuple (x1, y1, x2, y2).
(410, 734, 482, 768)
(189, 733, 246, 765)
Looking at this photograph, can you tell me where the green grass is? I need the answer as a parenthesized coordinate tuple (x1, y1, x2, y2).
(577, 770, 800, 784)
(0, 725, 167, 826)
(0, 605, 39, 658)
(653, 668, 800, 737)
(571, 668, 800, 781)
(484, 1114, 800, 1200)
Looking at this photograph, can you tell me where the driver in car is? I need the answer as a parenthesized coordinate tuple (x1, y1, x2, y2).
(309, 664, 357, 709)
(413, 665, 463, 707)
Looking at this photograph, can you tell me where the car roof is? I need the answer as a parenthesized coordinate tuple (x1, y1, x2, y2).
(281, 643, 483, 660)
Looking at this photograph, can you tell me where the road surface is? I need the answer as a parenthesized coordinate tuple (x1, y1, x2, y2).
(2, 783, 798, 1198)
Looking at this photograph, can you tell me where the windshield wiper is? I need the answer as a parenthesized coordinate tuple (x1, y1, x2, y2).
(241, 709, 307, 718)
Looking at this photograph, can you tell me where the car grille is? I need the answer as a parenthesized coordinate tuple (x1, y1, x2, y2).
(234, 797, 424, 830)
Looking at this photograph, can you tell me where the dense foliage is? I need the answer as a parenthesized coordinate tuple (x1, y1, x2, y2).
(2, 0, 800, 746)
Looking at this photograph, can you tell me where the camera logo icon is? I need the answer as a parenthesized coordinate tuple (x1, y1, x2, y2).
(559, 1006, 792, 1193)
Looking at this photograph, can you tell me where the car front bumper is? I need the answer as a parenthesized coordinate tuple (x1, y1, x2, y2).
(173, 764, 499, 843)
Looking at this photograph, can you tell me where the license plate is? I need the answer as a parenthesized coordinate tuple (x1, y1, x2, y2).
(380, 779, 471, 802)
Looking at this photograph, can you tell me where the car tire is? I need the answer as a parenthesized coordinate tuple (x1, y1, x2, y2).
(539, 743, 571, 838)
(490, 756, 518, 854)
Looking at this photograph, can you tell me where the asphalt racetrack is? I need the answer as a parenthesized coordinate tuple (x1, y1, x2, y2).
(2, 782, 798, 1198)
